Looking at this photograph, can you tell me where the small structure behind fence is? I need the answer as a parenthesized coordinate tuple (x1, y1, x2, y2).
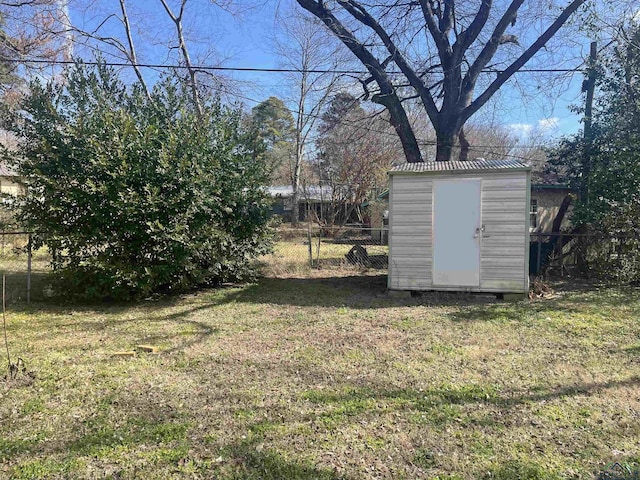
(259, 226, 389, 277)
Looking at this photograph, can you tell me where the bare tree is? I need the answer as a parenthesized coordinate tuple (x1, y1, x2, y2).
(314, 95, 396, 228)
(45, 0, 154, 96)
(118, 0, 149, 98)
(295, 0, 587, 162)
(53, 0, 241, 109)
(158, 0, 203, 116)
(0, 0, 72, 96)
(272, 9, 344, 225)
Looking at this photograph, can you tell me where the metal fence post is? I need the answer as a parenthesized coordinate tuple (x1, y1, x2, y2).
(27, 233, 32, 303)
(561, 232, 565, 277)
(307, 224, 313, 268)
(537, 230, 542, 275)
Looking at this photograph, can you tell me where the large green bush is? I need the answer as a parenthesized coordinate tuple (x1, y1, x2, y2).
(546, 24, 640, 281)
(4, 63, 272, 300)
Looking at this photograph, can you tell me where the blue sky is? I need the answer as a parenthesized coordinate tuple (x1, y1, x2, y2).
(68, 0, 598, 141)
(209, 0, 589, 139)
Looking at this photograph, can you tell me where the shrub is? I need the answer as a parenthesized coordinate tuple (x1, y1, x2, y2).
(4, 62, 272, 300)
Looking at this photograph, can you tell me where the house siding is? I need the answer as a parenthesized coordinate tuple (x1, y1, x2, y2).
(388, 170, 529, 293)
(0, 176, 22, 196)
(530, 188, 573, 232)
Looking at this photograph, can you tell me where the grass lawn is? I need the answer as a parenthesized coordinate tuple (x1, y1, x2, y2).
(0, 270, 639, 478)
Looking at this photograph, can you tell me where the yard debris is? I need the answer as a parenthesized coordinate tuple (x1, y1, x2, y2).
(136, 345, 159, 354)
(529, 278, 554, 299)
(112, 351, 137, 358)
(345, 244, 369, 266)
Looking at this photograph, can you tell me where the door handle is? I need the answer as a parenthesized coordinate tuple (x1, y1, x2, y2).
(475, 225, 489, 239)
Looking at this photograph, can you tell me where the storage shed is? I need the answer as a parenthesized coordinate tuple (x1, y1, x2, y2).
(388, 159, 531, 294)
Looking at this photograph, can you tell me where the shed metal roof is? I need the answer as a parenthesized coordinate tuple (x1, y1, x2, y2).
(389, 159, 529, 174)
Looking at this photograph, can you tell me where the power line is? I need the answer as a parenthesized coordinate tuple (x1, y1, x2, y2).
(12, 57, 589, 162)
(232, 89, 545, 163)
(13, 57, 583, 75)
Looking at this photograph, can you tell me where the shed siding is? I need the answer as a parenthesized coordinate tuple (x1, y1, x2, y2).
(389, 170, 529, 292)
(388, 175, 433, 289)
(479, 173, 527, 292)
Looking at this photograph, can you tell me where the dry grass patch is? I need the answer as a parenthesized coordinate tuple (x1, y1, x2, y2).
(0, 273, 639, 479)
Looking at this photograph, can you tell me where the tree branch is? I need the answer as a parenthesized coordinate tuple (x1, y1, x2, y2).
(417, 0, 452, 62)
(296, 0, 423, 162)
(338, 0, 439, 121)
(451, 0, 491, 64)
(463, 0, 523, 93)
(119, 0, 150, 99)
(158, 0, 203, 116)
(462, 0, 586, 123)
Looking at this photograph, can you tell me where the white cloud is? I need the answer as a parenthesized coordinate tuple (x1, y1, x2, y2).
(509, 117, 559, 138)
(537, 117, 560, 131)
(508, 123, 533, 136)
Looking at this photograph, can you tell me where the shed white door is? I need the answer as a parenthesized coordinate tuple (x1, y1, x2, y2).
(432, 179, 481, 287)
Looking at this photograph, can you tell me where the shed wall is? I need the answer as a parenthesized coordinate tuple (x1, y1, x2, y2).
(388, 171, 529, 292)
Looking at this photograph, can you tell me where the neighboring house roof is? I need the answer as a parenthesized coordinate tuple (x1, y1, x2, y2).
(531, 170, 572, 190)
(528, 155, 573, 189)
(266, 185, 336, 202)
(0, 163, 18, 177)
(389, 159, 529, 174)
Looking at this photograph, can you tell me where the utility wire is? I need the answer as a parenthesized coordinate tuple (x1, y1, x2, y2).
(223, 87, 554, 161)
(12, 57, 584, 75)
(13, 48, 610, 162)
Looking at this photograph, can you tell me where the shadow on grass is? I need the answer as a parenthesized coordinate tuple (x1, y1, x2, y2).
(7, 266, 626, 314)
(215, 439, 348, 480)
(219, 275, 501, 309)
(622, 344, 640, 356)
(298, 375, 640, 413)
(17, 298, 226, 354)
(450, 285, 640, 323)
(5, 386, 347, 480)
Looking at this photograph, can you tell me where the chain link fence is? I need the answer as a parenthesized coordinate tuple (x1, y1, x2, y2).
(530, 231, 640, 281)
(0, 232, 52, 304)
(1, 226, 390, 302)
(4, 226, 637, 300)
(259, 226, 389, 277)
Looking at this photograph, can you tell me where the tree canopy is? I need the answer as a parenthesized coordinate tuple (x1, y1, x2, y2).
(250, 96, 296, 185)
(547, 22, 640, 280)
(313, 92, 396, 227)
(296, 0, 587, 162)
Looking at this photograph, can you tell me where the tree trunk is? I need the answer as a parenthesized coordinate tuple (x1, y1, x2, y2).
(434, 127, 457, 162)
(291, 190, 301, 225)
(458, 127, 471, 161)
(552, 193, 573, 262)
(291, 143, 303, 226)
(291, 76, 306, 227)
